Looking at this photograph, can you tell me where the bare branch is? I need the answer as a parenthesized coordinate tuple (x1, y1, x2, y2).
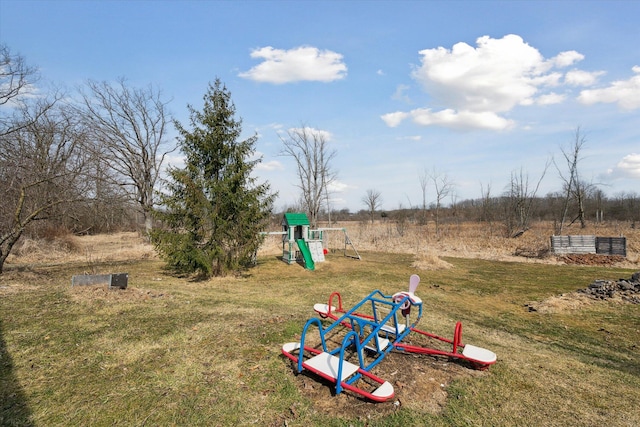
(77, 78, 173, 234)
(279, 125, 337, 228)
(554, 126, 591, 233)
(362, 189, 383, 223)
(0, 44, 39, 107)
(0, 99, 87, 273)
(429, 168, 456, 236)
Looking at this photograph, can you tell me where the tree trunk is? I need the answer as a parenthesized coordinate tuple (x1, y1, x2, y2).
(143, 210, 153, 240)
(0, 232, 22, 275)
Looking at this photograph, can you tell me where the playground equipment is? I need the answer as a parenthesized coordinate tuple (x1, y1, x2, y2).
(281, 274, 496, 402)
(312, 227, 361, 260)
(263, 213, 360, 270)
(280, 212, 318, 268)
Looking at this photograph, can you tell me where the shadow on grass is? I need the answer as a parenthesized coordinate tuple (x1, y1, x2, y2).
(0, 319, 34, 426)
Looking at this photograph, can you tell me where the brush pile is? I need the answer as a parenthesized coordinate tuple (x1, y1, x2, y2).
(577, 272, 640, 304)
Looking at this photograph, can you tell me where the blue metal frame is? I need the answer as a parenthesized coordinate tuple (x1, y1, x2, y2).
(295, 289, 423, 393)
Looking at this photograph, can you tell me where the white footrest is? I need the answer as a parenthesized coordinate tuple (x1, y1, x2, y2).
(371, 381, 394, 398)
(313, 303, 336, 315)
(282, 342, 300, 353)
(365, 336, 390, 353)
(462, 344, 497, 364)
(380, 323, 406, 334)
(305, 352, 360, 381)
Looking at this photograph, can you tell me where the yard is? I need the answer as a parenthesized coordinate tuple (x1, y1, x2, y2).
(1, 225, 639, 426)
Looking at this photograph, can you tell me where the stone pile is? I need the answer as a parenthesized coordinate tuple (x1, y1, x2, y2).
(577, 272, 640, 304)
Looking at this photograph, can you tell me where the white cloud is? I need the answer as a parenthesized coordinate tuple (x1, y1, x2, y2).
(384, 34, 597, 131)
(529, 72, 563, 88)
(260, 122, 284, 131)
(577, 66, 640, 110)
(381, 111, 409, 127)
(252, 122, 284, 140)
(551, 50, 584, 68)
(239, 46, 347, 84)
(410, 34, 560, 113)
(392, 84, 412, 103)
(383, 108, 513, 131)
(328, 180, 354, 193)
(396, 135, 422, 141)
(284, 126, 334, 142)
(256, 160, 284, 172)
(565, 69, 605, 86)
(536, 92, 566, 105)
(411, 108, 514, 130)
(607, 153, 640, 179)
(164, 153, 185, 169)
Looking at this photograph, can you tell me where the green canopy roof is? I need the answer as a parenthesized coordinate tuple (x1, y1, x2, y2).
(283, 212, 309, 226)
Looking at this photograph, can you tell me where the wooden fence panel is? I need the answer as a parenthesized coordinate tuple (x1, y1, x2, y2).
(551, 235, 626, 257)
(595, 237, 627, 256)
(550, 235, 596, 254)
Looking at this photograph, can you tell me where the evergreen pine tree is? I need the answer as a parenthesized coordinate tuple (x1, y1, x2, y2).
(152, 79, 275, 277)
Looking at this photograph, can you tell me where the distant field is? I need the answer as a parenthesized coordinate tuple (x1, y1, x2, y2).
(260, 220, 640, 267)
(1, 225, 639, 426)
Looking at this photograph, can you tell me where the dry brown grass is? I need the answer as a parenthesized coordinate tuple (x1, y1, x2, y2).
(5, 221, 639, 272)
(525, 292, 597, 313)
(7, 231, 157, 267)
(259, 220, 640, 269)
(412, 250, 454, 271)
(2, 224, 639, 426)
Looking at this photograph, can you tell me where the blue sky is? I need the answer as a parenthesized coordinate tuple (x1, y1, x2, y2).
(1, 0, 639, 212)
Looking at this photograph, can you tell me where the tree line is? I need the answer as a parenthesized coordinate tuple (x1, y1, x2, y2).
(291, 125, 638, 238)
(0, 45, 275, 276)
(314, 181, 638, 238)
(1, 44, 636, 276)
(346, 128, 638, 237)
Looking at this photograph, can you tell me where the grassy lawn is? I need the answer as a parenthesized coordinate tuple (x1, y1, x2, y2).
(1, 251, 639, 426)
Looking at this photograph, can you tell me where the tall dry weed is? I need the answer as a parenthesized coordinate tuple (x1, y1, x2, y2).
(412, 250, 453, 270)
(10, 235, 80, 263)
(310, 220, 639, 266)
(7, 232, 156, 266)
(7, 221, 639, 268)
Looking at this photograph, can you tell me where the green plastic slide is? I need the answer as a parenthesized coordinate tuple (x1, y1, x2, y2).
(296, 239, 315, 270)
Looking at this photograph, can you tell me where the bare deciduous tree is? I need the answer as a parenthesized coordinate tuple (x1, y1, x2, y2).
(0, 44, 40, 136)
(362, 189, 383, 224)
(593, 187, 606, 224)
(75, 144, 133, 233)
(418, 169, 429, 226)
(480, 182, 494, 223)
(279, 126, 336, 229)
(78, 77, 172, 236)
(0, 99, 88, 273)
(555, 127, 592, 233)
(429, 169, 455, 236)
(393, 202, 409, 236)
(621, 191, 639, 228)
(0, 44, 38, 107)
(502, 165, 547, 237)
